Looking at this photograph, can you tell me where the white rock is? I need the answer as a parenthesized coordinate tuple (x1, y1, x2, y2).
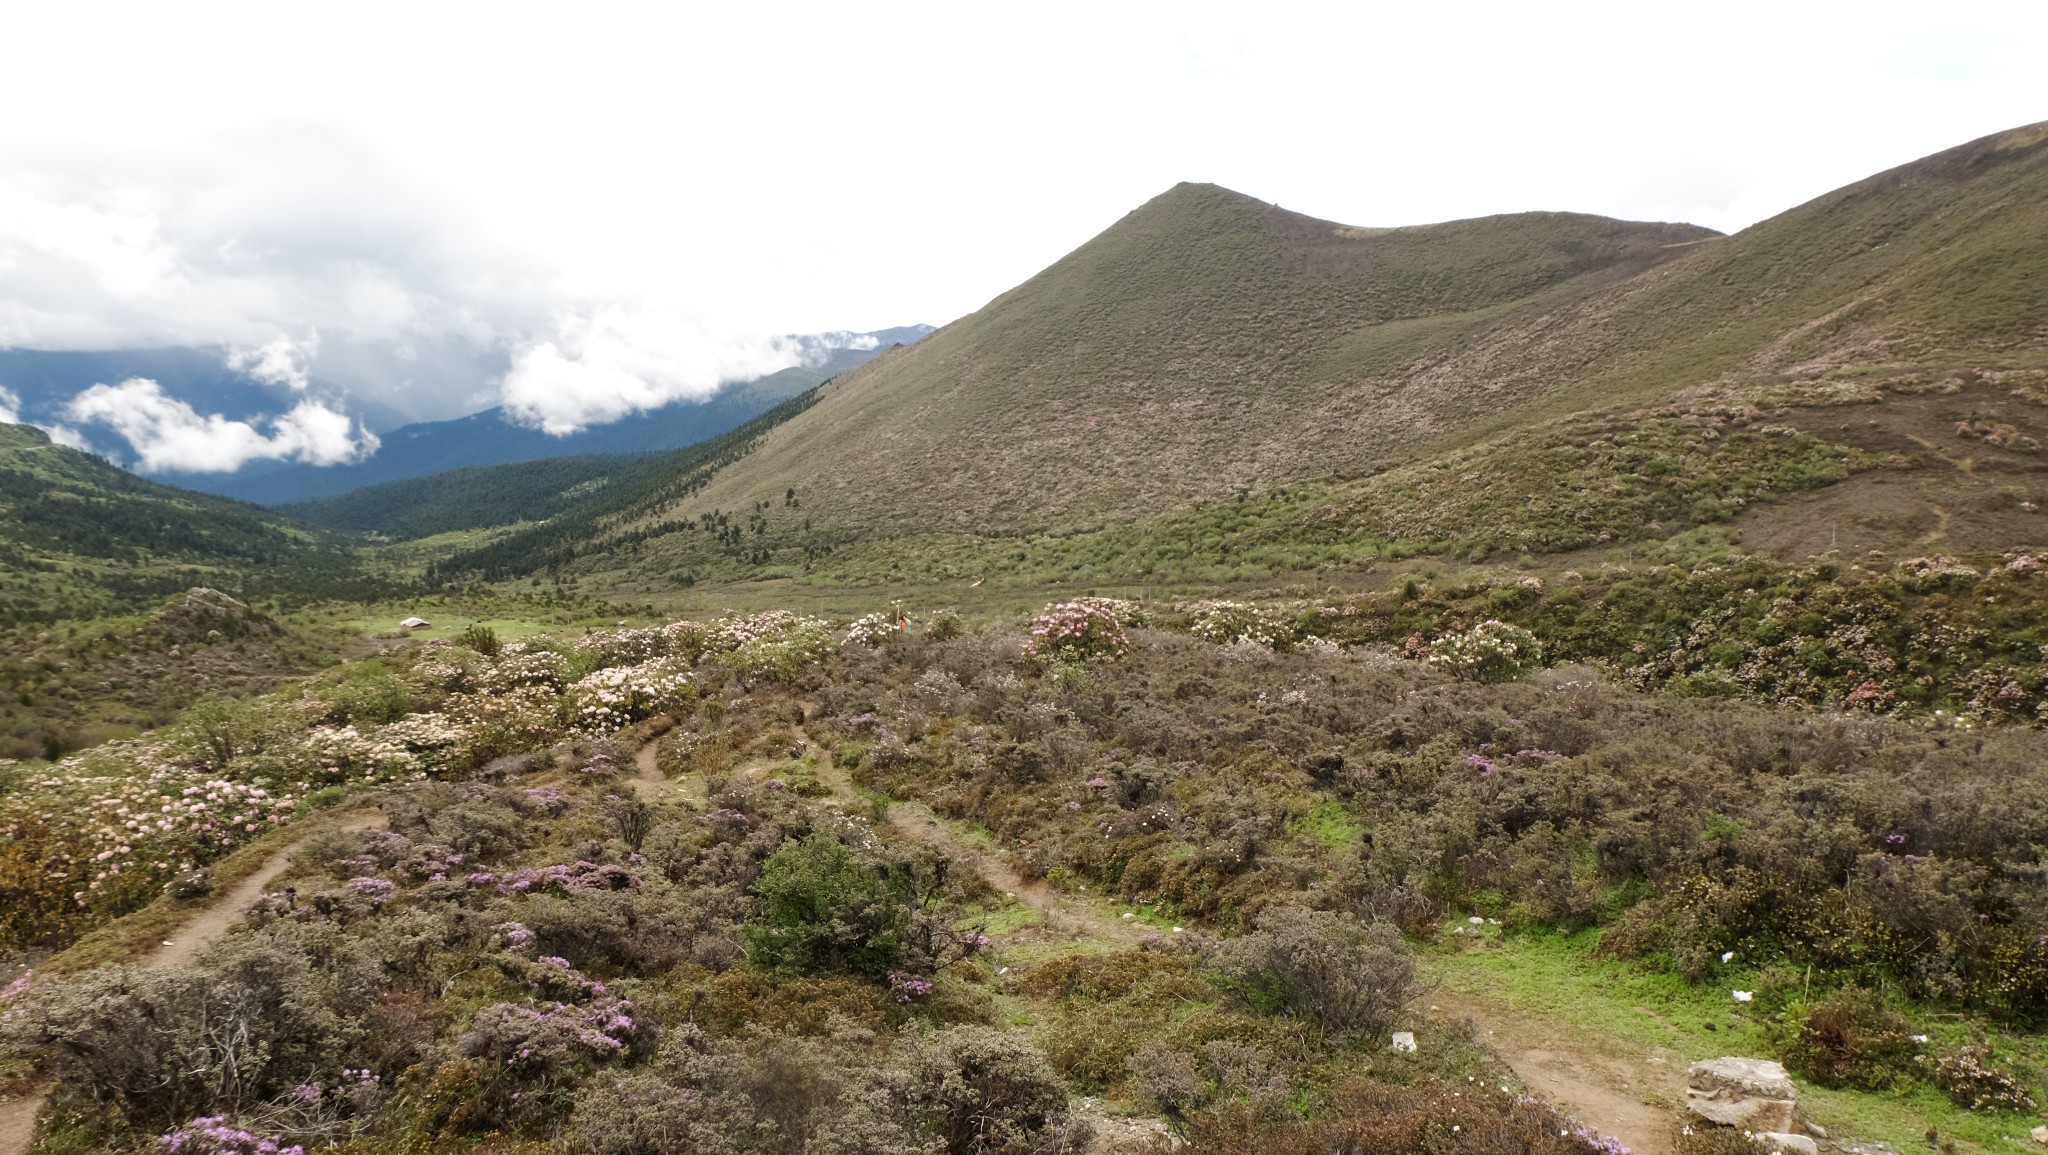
(1760, 1133, 1818, 1155)
(1732, 990, 1754, 1001)
(2030, 1124, 2048, 1145)
(1390, 1031, 1418, 1054)
(1686, 1057, 1798, 1132)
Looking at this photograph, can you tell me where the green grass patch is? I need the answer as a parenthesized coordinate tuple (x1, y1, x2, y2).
(1292, 799, 1365, 851)
(1427, 928, 2048, 1152)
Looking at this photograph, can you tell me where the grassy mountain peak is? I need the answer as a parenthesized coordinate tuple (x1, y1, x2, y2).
(654, 185, 1711, 542)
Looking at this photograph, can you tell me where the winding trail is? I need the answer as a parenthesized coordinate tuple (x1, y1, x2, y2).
(633, 722, 1145, 947)
(1430, 992, 1680, 1155)
(0, 808, 386, 1155)
(628, 727, 1666, 1146)
(804, 741, 1148, 946)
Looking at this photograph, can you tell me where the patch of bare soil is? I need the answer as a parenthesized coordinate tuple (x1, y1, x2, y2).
(1433, 993, 1683, 1155)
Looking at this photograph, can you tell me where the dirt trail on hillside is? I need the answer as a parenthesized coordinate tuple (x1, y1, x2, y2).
(156, 810, 387, 969)
(1432, 992, 1682, 1155)
(631, 725, 705, 804)
(0, 808, 386, 1155)
(803, 740, 1147, 947)
(624, 723, 1142, 946)
(629, 725, 1675, 1145)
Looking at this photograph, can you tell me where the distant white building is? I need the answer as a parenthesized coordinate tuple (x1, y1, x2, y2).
(400, 617, 432, 630)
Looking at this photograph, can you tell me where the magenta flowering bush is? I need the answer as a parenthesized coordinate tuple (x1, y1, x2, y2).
(464, 996, 641, 1071)
(157, 1116, 305, 1155)
(460, 953, 644, 1124)
(888, 971, 936, 1002)
(1026, 600, 1131, 662)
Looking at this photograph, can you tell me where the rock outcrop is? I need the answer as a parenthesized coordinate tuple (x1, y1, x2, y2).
(1686, 1057, 1798, 1132)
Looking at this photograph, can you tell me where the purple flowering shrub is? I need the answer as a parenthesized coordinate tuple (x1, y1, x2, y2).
(458, 953, 645, 1123)
(156, 1116, 304, 1155)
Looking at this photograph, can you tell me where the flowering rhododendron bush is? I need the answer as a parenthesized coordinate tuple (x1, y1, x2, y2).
(1026, 599, 1130, 661)
(0, 739, 303, 946)
(703, 610, 836, 680)
(844, 611, 898, 646)
(1181, 599, 1293, 649)
(1425, 619, 1543, 682)
(565, 659, 694, 733)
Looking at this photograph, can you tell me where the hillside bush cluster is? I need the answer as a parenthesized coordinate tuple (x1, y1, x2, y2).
(1025, 599, 1132, 663)
(0, 612, 843, 954)
(1, 686, 1085, 1154)
(816, 622, 2048, 1024)
(14, 593, 2048, 1151)
(1299, 544, 2048, 726)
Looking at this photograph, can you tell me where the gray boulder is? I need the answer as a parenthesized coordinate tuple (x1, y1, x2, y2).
(1687, 1057, 1798, 1132)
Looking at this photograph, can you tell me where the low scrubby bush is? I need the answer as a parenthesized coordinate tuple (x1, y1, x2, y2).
(1930, 1043, 2037, 1111)
(1777, 984, 1920, 1090)
(1172, 1078, 1629, 1155)
(746, 833, 906, 976)
(903, 1024, 1082, 1155)
(1211, 907, 1416, 1038)
(9, 924, 380, 1128)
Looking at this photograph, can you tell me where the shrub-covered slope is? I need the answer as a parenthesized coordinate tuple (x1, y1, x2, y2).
(0, 423, 382, 623)
(8, 607, 2047, 1153)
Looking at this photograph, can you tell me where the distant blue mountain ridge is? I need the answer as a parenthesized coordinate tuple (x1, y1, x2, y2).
(0, 326, 932, 504)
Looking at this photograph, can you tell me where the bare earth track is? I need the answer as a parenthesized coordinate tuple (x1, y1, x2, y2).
(1432, 992, 1681, 1155)
(0, 808, 386, 1155)
(635, 727, 1677, 1147)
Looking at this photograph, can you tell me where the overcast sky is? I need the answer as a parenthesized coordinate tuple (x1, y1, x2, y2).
(0, 0, 2043, 451)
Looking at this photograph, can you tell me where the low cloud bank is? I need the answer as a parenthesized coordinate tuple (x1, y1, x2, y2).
(62, 377, 378, 472)
(0, 131, 912, 460)
(499, 305, 808, 435)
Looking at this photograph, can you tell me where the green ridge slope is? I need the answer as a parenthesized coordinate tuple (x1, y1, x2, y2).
(0, 423, 383, 623)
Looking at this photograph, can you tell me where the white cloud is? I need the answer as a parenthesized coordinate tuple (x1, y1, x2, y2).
(500, 305, 805, 435)
(63, 377, 378, 472)
(0, 383, 94, 451)
(225, 333, 319, 391)
(42, 424, 95, 453)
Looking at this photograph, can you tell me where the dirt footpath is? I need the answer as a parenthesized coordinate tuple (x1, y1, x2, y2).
(0, 808, 386, 1155)
(1433, 992, 1683, 1155)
